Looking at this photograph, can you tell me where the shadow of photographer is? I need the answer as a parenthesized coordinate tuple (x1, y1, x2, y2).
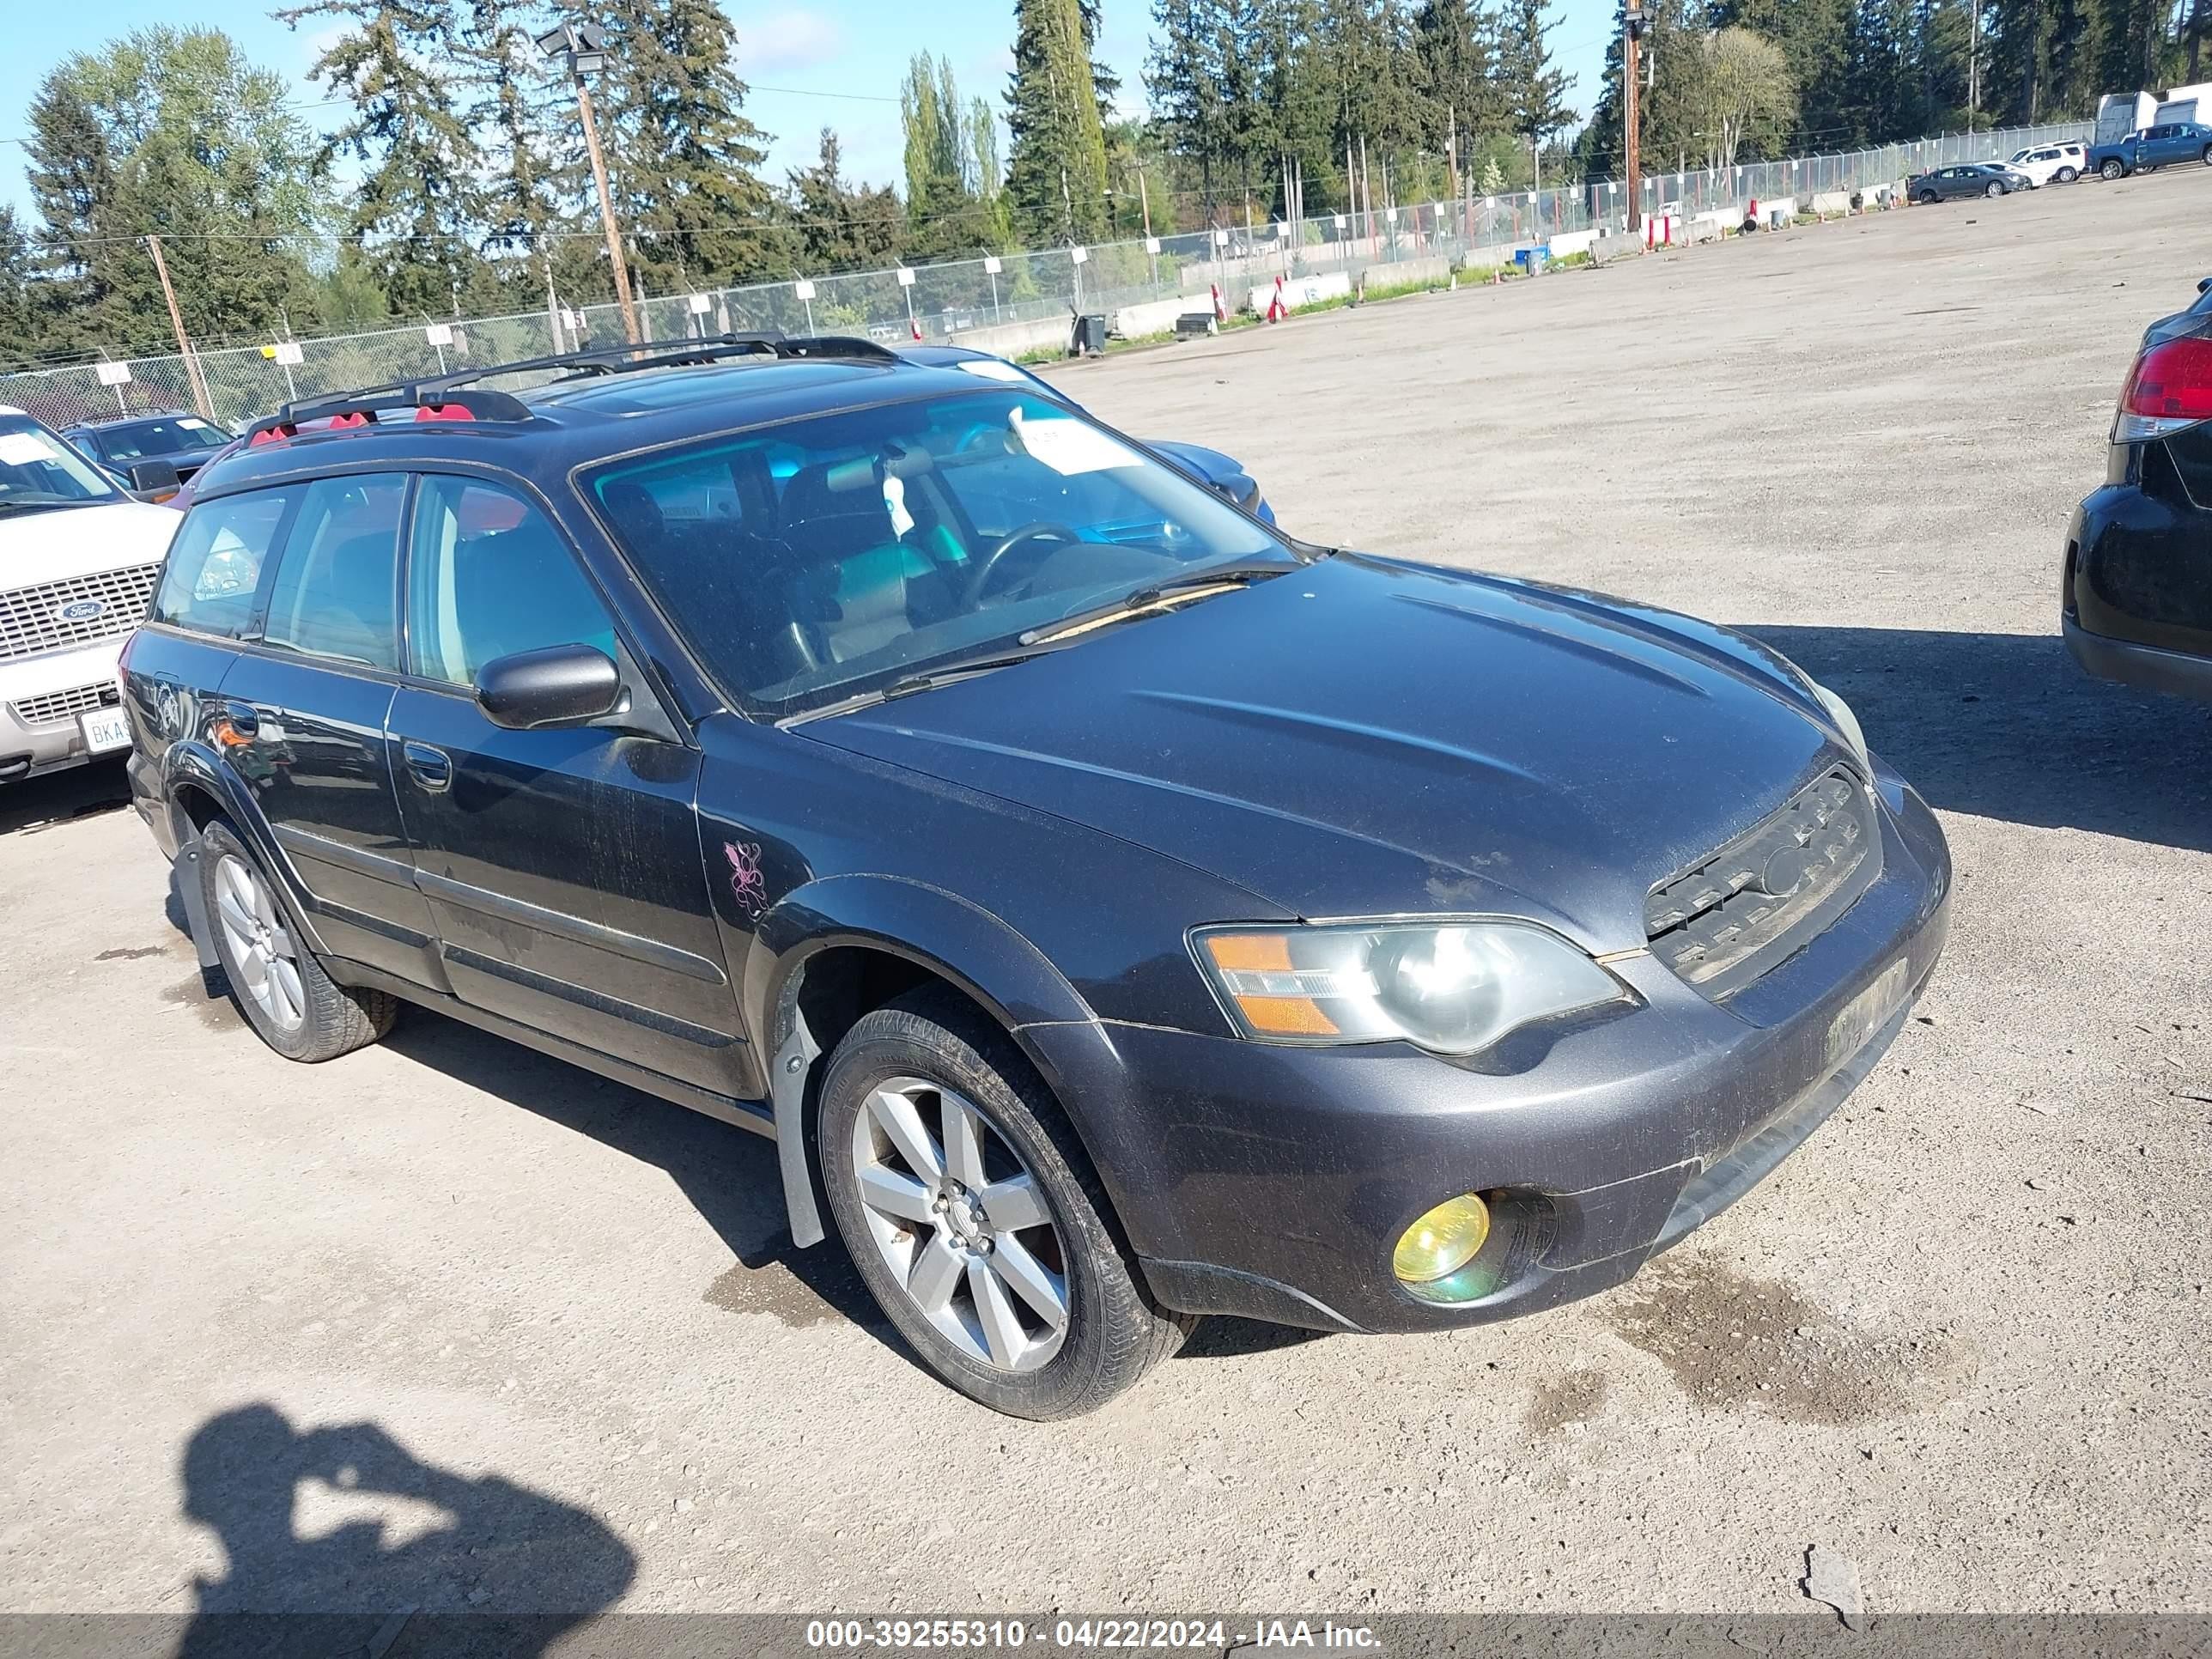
(177, 1404, 635, 1659)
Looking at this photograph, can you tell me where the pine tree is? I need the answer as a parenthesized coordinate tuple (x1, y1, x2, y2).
(787, 128, 903, 272)
(1497, 0, 1572, 150)
(458, 0, 564, 275)
(279, 0, 483, 319)
(546, 0, 787, 294)
(1006, 0, 1111, 244)
(902, 55, 1014, 256)
(1413, 0, 1508, 161)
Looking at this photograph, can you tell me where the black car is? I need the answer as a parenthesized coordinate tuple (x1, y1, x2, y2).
(62, 410, 234, 490)
(1908, 162, 2032, 203)
(122, 333, 1952, 1419)
(2064, 276, 2212, 698)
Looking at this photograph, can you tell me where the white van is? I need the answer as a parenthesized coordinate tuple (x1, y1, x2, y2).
(2006, 142, 2088, 185)
(0, 407, 181, 784)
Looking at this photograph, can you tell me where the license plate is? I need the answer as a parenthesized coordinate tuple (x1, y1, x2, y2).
(1823, 957, 1911, 1073)
(79, 708, 130, 754)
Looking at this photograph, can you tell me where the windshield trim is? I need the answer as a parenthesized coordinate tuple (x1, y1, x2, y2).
(571, 385, 1298, 724)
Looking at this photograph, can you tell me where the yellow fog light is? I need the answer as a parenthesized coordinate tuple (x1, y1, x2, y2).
(1392, 1193, 1492, 1284)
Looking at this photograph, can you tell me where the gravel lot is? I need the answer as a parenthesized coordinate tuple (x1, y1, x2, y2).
(3, 173, 2209, 1632)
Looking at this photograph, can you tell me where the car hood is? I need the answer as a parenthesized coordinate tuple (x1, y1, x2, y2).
(0, 497, 180, 586)
(801, 556, 1846, 953)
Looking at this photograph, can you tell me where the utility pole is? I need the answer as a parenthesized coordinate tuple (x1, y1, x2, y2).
(538, 22, 640, 344)
(145, 235, 214, 420)
(1624, 0, 1647, 237)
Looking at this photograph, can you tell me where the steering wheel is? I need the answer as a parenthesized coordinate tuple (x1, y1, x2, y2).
(962, 522, 1083, 607)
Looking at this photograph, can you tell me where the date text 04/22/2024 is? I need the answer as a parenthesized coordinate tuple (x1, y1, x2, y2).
(802, 1619, 1382, 1650)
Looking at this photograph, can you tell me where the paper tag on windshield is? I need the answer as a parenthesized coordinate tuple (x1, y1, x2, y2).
(1010, 409, 1141, 477)
(0, 433, 54, 465)
(179, 416, 211, 429)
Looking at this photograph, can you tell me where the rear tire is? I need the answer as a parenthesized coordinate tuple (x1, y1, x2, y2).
(1916, 190, 1938, 205)
(2203, 146, 2212, 167)
(198, 819, 398, 1063)
(2056, 167, 2078, 183)
(817, 988, 1194, 1419)
(2101, 158, 2125, 180)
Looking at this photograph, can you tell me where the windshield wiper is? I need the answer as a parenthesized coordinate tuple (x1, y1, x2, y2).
(780, 647, 1053, 726)
(1018, 560, 1295, 647)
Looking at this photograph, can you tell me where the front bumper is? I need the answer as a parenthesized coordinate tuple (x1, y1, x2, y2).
(1027, 768, 1951, 1334)
(0, 638, 129, 784)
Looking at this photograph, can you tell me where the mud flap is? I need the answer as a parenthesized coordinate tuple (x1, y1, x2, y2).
(772, 1011, 826, 1248)
(173, 835, 225, 989)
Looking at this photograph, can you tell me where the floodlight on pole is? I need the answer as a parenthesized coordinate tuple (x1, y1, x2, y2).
(538, 21, 640, 343)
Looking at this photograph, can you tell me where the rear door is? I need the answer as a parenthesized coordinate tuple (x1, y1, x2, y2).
(214, 471, 442, 987)
(385, 472, 745, 1097)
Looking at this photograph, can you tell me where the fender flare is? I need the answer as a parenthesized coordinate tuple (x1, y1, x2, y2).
(745, 874, 1097, 1248)
(161, 741, 337, 963)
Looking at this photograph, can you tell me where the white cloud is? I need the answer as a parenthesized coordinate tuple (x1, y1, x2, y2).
(739, 9, 847, 78)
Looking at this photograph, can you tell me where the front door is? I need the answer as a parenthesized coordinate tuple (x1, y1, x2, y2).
(385, 472, 747, 1097)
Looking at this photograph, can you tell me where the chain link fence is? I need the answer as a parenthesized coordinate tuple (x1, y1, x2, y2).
(0, 119, 2095, 435)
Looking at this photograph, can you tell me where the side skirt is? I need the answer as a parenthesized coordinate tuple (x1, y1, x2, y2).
(325, 957, 776, 1140)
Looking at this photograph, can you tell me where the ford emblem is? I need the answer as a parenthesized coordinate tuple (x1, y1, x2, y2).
(54, 599, 107, 624)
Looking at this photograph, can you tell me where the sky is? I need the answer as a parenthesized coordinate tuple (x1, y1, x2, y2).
(0, 1, 1619, 221)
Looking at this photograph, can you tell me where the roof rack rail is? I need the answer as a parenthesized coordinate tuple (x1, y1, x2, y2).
(239, 331, 902, 447)
(245, 385, 534, 447)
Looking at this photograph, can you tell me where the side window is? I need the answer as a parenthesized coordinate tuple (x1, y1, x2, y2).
(406, 476, 617, 686)
(152, 489, 295, 639)
(260, 473, 408, 672)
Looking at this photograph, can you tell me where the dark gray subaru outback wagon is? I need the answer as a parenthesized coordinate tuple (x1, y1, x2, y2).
(124, 336, 1952, 1418)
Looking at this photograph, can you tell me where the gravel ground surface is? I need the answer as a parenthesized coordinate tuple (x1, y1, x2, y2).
(3, 173, 2209, 1631)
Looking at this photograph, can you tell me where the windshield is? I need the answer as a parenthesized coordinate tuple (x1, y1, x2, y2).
(582, 388, 1290, 717)
(86, 416, 229, 461)
(0, 416, 124, 511)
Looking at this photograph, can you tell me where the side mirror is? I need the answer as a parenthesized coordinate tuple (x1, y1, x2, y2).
(475, 644, 623, 731)
(128, 459, 181, 494)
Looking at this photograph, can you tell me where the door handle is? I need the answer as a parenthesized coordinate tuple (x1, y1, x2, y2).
(402, 740, 452, 793)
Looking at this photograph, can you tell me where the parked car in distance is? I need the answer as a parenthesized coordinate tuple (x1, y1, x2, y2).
(0, 406, 183, 784)
(2089, 121, 2212, 178)
(60, 412, 234, 496)
(125, 333, 1951, 1418)
(1909, 162, 2032, 202)
(2063, 274, 2212, 698)
(896, 343, 1275, 523)
(2006, 141, 2087, 185)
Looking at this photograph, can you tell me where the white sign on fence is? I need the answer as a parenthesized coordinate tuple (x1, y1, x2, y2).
(1143, 236, 1160, 254)
(562, 307, 583, 331)
(1070, 246, 1088, 264)
(793, 279, 817, 301)
(94, 361, 131, 386)
(1333, 213, 1346, 230)
(425, 323, 453, 346)
(983, 256, 1002, 275)
(1385, 207, 1398, 223)
(273, 342, 304, 367)
(1212, 228, 1230, 247)
(896, 267, 915, 288)
(688, 292, 713, 315)
(1270, 222, 1284, 239)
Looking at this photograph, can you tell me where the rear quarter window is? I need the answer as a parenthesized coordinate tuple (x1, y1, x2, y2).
(152, 488, 295, 639)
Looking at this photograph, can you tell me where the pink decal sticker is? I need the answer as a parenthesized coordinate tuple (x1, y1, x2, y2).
(724, 841, 767, 917)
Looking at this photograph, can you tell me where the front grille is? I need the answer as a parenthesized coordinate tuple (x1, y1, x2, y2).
(1646, 768, 1881, 998)
(9, 681, 118, 727)
(0, 563, 161, 661)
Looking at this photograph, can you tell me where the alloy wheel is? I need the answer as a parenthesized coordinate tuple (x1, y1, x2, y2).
(848, 1075, 1071, 1373)
(214, 854, 306, 1032)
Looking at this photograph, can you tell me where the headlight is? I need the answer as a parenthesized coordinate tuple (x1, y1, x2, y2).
(1195, 921, 1626, 1054)
(1807, 680, 1871, 775)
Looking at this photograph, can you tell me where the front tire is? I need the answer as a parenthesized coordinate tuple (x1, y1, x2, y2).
(1985, 181, 2003, 198)
(817, 989, 1194, 1419)
(198, 819, 397, 1062)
